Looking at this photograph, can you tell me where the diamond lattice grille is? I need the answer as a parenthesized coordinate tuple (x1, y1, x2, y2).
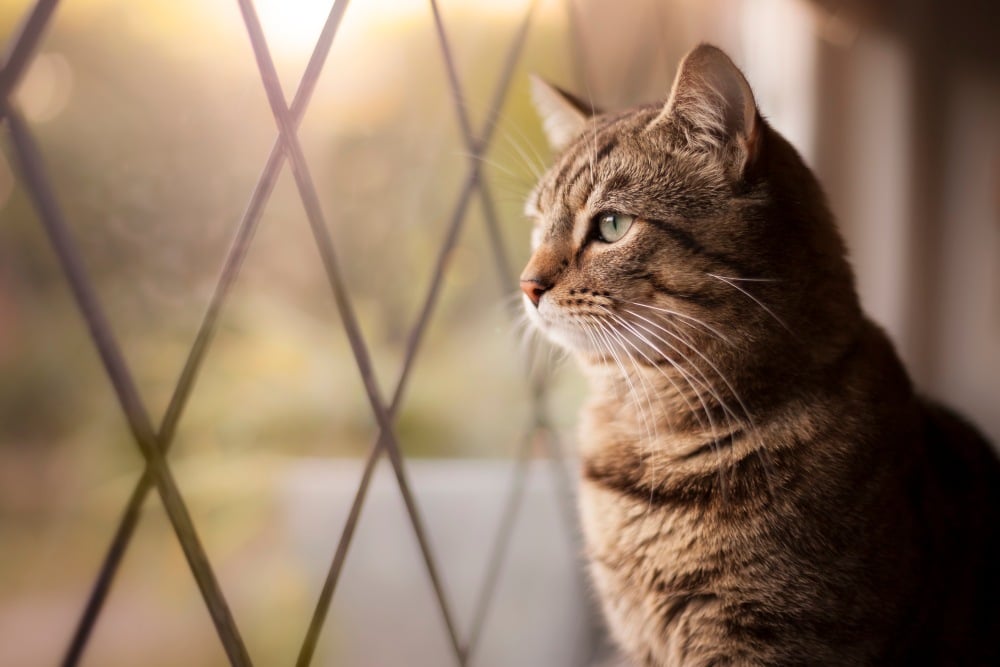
(0, 0, 589, 664)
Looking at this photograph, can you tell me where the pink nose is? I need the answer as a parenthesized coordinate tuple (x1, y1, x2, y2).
(520, 279, 549, 307)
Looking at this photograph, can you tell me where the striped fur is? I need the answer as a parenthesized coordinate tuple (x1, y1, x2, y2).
(522, 45, 1000, 665)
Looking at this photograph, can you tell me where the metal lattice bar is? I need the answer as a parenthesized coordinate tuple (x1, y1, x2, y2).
(297, 3, 543, 664)
(235, 0, 470, 662)
(479, 182, 518, 297)
(0, 0, 580, 663)
(463, 434, 533, 661)
(0, 0, 58, 105)
(59, 2, 353, 663)
(426, 2, 581, 658)
(1, 102, 252, 666)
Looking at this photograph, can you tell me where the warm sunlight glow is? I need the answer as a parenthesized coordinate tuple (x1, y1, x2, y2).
(254, 0, 423, 58)
(254, 0, 342, 58)
(252, 0, 541, 59)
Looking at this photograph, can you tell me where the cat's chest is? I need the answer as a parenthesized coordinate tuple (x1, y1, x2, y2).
(575, 400, 732, 580)
(579, 481, 732, 665)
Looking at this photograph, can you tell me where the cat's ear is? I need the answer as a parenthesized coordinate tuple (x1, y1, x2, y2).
(660, 44, 760, 171)
(530, 75, 595, 152)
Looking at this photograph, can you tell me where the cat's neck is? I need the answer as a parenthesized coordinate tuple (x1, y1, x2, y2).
(576, 315, 879, 449)
(580, 357, 746, 440)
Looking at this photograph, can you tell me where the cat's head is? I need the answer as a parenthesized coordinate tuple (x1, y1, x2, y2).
(521, 44, 860, 391)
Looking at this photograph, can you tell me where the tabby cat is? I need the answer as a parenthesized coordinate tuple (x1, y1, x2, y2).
(521, 44, 1000, 666)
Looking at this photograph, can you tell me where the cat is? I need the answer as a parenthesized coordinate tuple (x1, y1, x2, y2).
(521, 44, 1000, 666)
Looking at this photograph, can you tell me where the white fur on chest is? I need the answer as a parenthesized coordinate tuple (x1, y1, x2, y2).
(579, 479, 726, 666)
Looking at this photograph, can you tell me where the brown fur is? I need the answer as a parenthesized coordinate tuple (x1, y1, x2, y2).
(522, 45, 1000, 665)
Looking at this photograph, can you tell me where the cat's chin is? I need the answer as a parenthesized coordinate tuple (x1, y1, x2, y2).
(524, 302, 598, 356)
(541, 327, 591, 356)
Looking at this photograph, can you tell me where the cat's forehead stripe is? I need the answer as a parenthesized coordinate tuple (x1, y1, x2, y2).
(541, 106, 665, 209)
(542, 126, 624, 215)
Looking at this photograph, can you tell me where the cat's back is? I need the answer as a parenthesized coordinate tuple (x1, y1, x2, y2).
(903, 399, 1000, 664)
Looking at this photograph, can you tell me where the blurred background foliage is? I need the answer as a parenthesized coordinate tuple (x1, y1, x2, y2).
(0, 0, 580, 463)
(0, 0, 586, 664)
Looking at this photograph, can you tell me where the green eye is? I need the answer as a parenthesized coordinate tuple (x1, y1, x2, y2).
(597, 212, 635, 243)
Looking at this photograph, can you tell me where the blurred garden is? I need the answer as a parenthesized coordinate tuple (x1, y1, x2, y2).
(0, 1, 588, 664)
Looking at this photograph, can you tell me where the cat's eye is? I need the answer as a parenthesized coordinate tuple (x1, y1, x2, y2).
(596, 212, 635, 243)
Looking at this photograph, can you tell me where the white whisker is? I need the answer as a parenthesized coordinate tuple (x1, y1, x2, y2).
(462, 150, 534, 186)
(594, 319, 661, 444)
(613, 297, 734, 347)
(593, 319, 688, 501)
(598, 307, 731, 493)
(708, 274, 780, 283)
(587, 319, 657, 446)
(621, 306, 779, 500)
(707, 272, 797, 339)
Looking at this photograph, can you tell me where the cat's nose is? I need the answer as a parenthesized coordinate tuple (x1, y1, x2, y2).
(520, 279, 550, 307)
